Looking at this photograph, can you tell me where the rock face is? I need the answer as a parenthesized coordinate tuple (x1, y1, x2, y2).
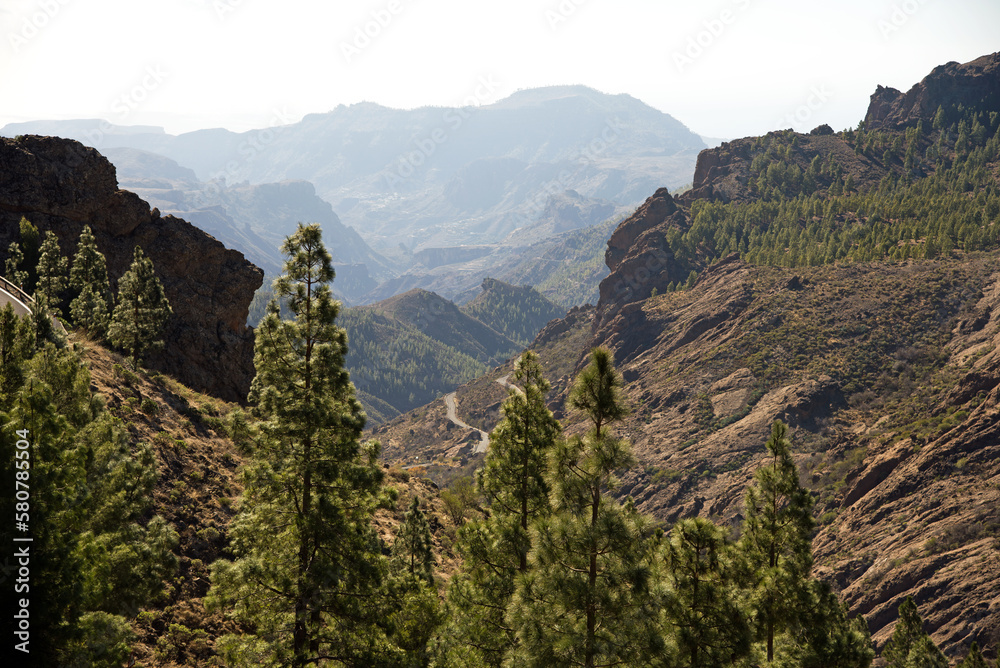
(864, 52, 1000, 130)
(376, 52, 1000, 659)
(384, 251, 1000, 658)
(595, 188, 692, 328)
(0, 135, 262, 402)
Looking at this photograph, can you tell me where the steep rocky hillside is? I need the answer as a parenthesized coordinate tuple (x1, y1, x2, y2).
(0, 136, 262, 401)
(72, 333, 464, 666)
(379, 52, 1000, 659)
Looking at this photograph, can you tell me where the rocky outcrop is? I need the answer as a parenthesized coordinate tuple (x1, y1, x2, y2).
(595, 188, 692, 328)
(864, 52, 1000, 130)
(0, 135, 262, 402)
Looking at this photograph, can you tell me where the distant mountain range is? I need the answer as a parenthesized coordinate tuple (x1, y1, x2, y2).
(2, 86, 704, 303)
(99, 146, 393, 303)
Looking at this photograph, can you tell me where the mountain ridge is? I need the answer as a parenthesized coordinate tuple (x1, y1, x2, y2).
(378, 51, 1000, 659)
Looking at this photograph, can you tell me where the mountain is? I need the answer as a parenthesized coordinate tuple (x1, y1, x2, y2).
(340, 283, 562, 424)
(460, 278, 566, 347)
(2, 86, 704, 254)
(0, 135, 261, 401)
(102, 147, 393, 302)
(374, 52, 1000, 659)
(371, 288, 520, 365)
(339, 306, 490, 424)
(359, 191, 630, 305)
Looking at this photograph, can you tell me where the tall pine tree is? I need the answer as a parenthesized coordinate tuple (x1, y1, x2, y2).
(738, 420, 815, 664)
(35, 231, 68, 316)
(207, 223, 396, 667)
(738, 420, 872, 666)
(508, 347, 662, 668)
(69, 225, 112, 337)
(882, 597, 947, 668)
(437, 351, 561, 667)
(107, 246, 171, 367)
(392, 496, 435, 585)
(660, 517, 751, 667)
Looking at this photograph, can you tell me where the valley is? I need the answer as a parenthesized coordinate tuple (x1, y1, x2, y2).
(2, 45, 999, 667)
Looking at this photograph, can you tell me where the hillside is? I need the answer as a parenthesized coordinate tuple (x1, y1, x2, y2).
(339, 307, 490, 424)
(359, 195, 628, 306)
(371, 288, 520, 365)
(460, 278, 566, 346)
(0, 135, 262, 402)
(68, 335, 464, 666)
(378, 52, 1000, 659)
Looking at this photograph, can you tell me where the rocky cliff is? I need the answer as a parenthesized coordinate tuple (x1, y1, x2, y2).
(0, 135, 262, 402)
(864, 51, 1000, 130)
(378, 52, 1000, 659)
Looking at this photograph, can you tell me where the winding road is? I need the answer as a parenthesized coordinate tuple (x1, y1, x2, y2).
(441, 376, 524, 455)
(444, 392, 490, 454)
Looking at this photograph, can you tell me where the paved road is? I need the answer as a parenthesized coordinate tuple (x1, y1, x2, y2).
(439, 376, 525, 456)
(0, 283, 32, 317)
(444, 392, 490, 454)
(496, 374, 523, 396)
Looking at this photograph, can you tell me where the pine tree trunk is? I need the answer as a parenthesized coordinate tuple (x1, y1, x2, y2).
(295, 273, 315, 667)
(585, 486, 599, 668)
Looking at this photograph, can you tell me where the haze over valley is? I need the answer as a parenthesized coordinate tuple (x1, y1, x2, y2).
(3, 1, 1000, 665)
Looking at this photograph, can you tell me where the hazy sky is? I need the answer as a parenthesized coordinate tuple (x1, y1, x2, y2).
(1, 0, 998, 139)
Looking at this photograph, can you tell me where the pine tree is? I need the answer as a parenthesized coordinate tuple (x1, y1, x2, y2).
(508, 347, 662, 668)
(660, 517, 751, 667)
(738, 420, 814, 664)
(882, 597, 947, 668)
(207, 223, 397, 667)
(2, 342, 176, 666)
(478, 351, 561, 572)
(388, 496, 442, 667)
(793, 580, 874, 668)
(36, 231, 68, 316)
(107, 246, 171, 367)
(15, 217, 41, 293)
(392, 496, 435, 584)
(5, 241, 28, 291)
(0, 304, 34, 401)
(69, 225, 112, 337)
(957, 642, 989, 668)
(438, 351, 561, 667)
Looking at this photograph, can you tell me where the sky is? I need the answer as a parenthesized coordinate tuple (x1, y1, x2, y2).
(1, 0, 998, 140)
